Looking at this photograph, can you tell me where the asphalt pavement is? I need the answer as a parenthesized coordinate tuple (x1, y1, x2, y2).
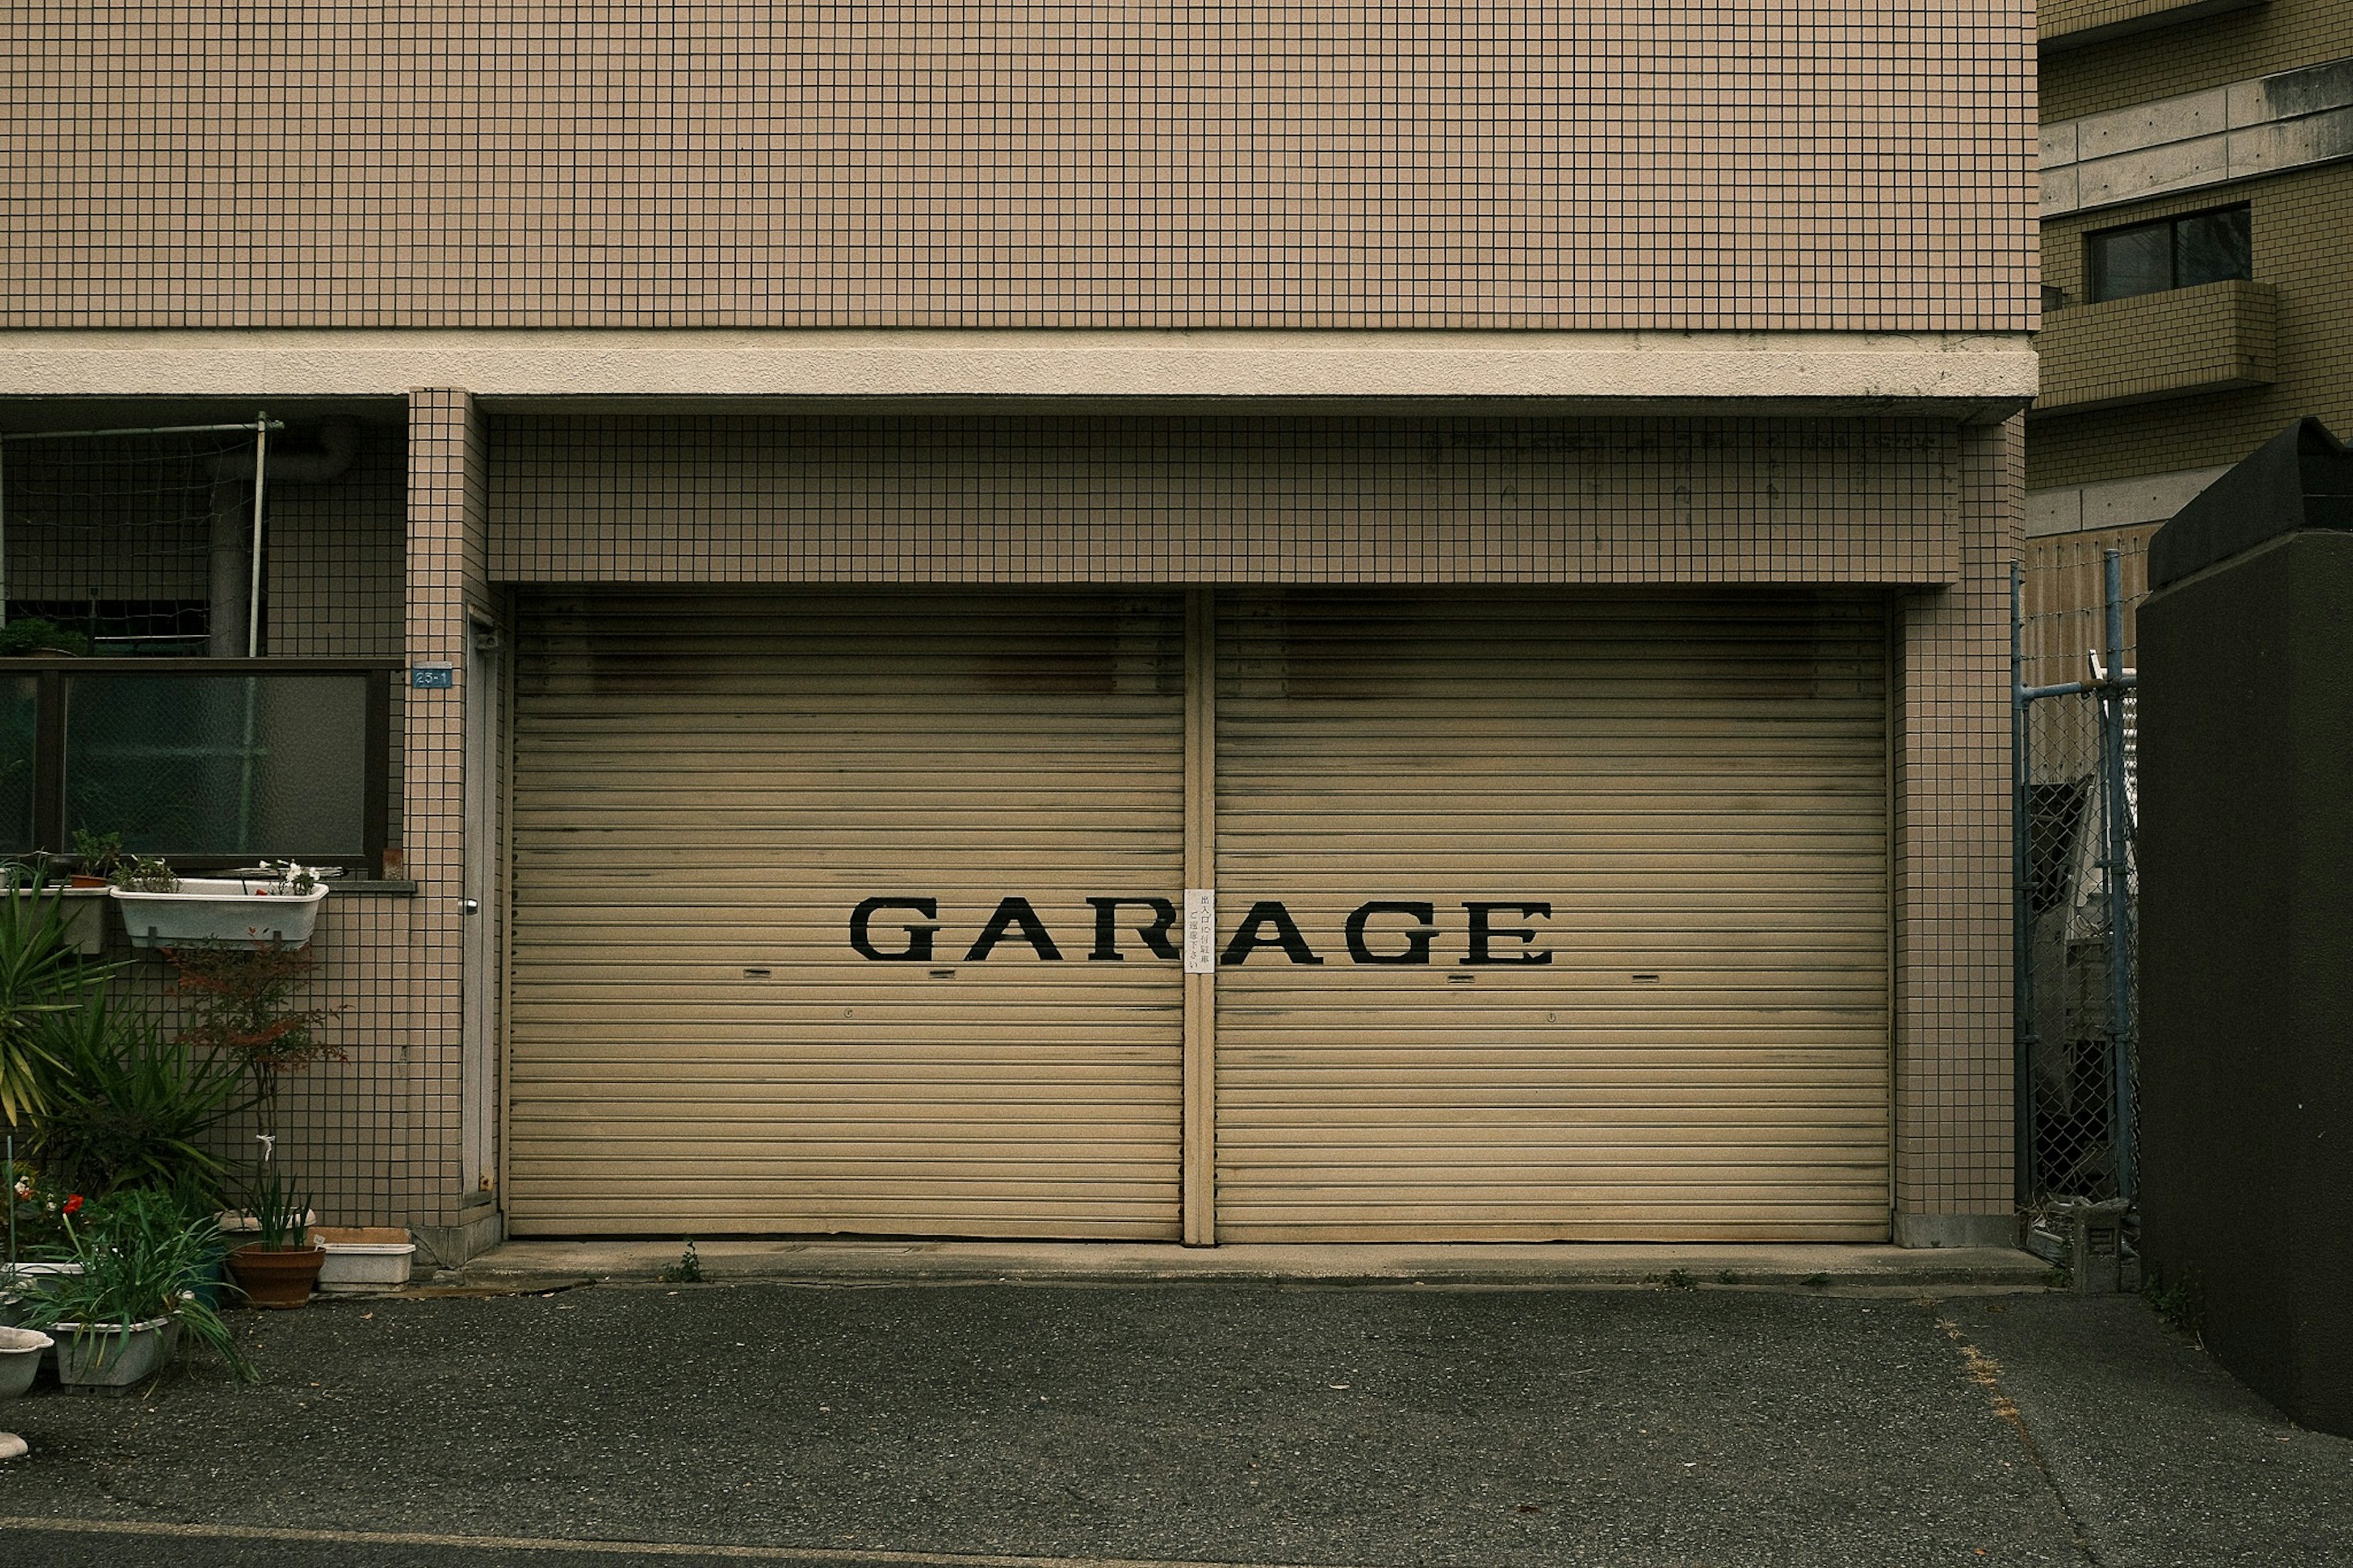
(1, 1276, 2346, 1567)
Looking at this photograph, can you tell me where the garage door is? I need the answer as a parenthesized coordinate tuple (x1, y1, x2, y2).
(1213, 588, 1890, 1241)
(507, 589, 1187, 1237)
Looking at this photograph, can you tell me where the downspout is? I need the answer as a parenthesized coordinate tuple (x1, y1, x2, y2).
(208, 420, 358, 657)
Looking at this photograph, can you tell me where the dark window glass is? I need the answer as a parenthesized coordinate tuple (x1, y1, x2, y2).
(2089, 220, 2174, 301)
(2177, 205, 2253, 288)
(0, 676, 35, 852)
(64, 673, 371, 857)
(2086, 205, 2251, 302)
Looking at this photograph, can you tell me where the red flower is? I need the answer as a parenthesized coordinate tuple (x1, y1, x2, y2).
(61, 1194, 83, 1217)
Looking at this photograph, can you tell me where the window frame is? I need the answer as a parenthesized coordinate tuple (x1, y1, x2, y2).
(2085, 203, 2252, 305)
(0, 656, 396, 876)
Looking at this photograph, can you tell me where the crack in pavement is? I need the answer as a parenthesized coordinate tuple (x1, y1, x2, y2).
(1928, 1306, 2105, 1567)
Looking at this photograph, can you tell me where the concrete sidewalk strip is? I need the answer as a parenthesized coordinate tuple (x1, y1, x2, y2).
(0, 1517, 1363, 1568)
(447, 1239, 2054, 1292)
(0, 1283, 2086, 1567)
(4, 1280, 2343, 1567)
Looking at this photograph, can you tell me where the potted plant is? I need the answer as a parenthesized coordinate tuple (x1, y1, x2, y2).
(0, 862, 113, 1126)
(110, 857, 330, 951)
(4, 1160, 85, 1329)
(68, 829, 124, 888)
(21, 993, 250, 1203)
(21, 1187, 253, 1388)
(6, 847, 110, 956)
(221, 1153, 324, 1310)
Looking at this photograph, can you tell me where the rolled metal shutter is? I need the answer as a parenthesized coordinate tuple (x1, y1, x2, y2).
(1214, 588, 1890, 1241)
(508, 589, 1186, 1237)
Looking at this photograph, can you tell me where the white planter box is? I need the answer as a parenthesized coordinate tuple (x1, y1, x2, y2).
(1, 1263, 83, 1368)
(312, 1227, 415, 1293)
(0, 1325, 51, 1398)
(9, 886, 110, 955)
(112, 878, 328, 950)
(51, 1317, 178, 1390)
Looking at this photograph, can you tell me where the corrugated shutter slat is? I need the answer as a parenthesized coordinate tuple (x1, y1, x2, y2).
(1213, 588, 1890, 1241)
(508, 589, 1186, 1238)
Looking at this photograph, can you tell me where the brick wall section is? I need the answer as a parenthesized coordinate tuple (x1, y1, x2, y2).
(0, 4, 2036, 332)
(2032, 160, 2353, 488)
(1892, 417, 2020, 1233)
(2033, 278, 2277, 412)
(2044, 0, 2353, 119)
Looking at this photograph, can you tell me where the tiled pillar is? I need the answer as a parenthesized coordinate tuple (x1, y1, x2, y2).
(1891, 415, 2022, 1247)
(403, 388, 498, 1256)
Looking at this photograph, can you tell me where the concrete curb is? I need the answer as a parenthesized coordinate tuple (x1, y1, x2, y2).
(435, 1240, 2056, 1294)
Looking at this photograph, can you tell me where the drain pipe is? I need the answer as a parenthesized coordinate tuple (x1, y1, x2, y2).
(208, 419, 357, 657)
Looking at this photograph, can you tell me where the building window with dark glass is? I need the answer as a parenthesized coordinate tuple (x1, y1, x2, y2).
(2086, 205, 2252, 303)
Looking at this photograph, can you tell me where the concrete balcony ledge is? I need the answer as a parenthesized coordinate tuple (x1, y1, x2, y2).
(2040, 54, 2353, 216)
(2034, 278, 2276, 415)
(2041, 0, 2264, 53)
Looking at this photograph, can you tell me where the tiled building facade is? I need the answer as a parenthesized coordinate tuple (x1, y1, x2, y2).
(2, 6, 2037, 1255)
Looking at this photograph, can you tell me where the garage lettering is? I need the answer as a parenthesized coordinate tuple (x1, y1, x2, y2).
(849, 897, 1550, 966)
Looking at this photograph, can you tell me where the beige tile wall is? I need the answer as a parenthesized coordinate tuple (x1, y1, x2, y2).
(494, 415, 1966, 586)
(72, 402, 2012, 1240)
(1, 5, 2034, 332)
(490, 407, 2016, 1232)
(1890, 416, 2021, 1232)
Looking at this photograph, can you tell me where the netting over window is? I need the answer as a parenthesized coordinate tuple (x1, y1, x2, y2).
(0, 425, 270, 655)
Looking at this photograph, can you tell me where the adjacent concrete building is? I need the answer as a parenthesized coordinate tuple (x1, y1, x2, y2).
(0, 6, 2036, 1257)
(2029, 0, 2353, 637)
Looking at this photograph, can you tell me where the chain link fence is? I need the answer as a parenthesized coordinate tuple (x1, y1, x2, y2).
(2015, 545, 2142, 1214)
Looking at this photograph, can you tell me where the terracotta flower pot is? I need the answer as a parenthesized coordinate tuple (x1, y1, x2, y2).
(226, 1244, 327, 1309)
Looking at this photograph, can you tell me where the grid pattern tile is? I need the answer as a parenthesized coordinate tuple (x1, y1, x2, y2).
(1891, 415, 2020, 1225)
(494, 415, 1965, 586)
(3, 4, 2034, 332)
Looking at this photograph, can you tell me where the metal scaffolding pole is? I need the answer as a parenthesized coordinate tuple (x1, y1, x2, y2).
(2099, 548, 2138, 1203)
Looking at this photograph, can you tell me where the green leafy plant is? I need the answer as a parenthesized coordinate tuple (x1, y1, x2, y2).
(0, 859, 110, 1125)
(22, 1185, 254, 1382)
(9, 1157, 73, 1256)
(113, 854, 180, 894)
(0, 617, 92, 657)
(69, 828, 125, 883)
(659, 1239, 705, 1284)
(28, 989, 252, 1202)
(241, 1149, 312, 1252)
(165, 942, 343, 1123)
(2145, 1263, 2205, 1341)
